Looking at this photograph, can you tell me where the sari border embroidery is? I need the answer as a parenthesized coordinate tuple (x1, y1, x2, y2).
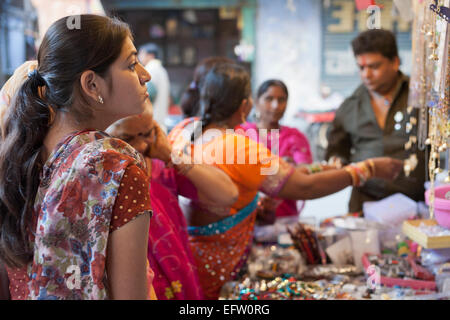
(187, 195, 259, 236)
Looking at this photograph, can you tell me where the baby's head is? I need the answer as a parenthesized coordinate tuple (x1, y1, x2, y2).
(106, 107, 153, 156)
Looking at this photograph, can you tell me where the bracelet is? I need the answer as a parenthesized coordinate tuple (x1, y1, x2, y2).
(344, 161, 373, 187)
(353, 164, 368, 186)
(306, 163, 323, 174)
(344, 166, 359, 187)
(367, 159, 376, 176)
(357, 161, 374, 183)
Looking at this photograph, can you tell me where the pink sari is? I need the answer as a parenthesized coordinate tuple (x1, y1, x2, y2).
(147, 160, 204, 300)
(237, 122, 312, 217)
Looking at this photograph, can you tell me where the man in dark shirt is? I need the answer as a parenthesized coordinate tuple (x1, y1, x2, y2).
(325, 29, 426, 213)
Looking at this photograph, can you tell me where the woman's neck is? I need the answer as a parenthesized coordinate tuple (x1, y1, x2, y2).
(42, 112, 86, 161)
(256, 119, 280, 130)
(205, 121, 233, 132)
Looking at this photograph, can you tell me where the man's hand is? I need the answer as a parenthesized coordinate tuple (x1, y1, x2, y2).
(370, 157, 404, 180)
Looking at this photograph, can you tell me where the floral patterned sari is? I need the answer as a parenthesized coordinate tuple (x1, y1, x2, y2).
(6, 130, 154, 299)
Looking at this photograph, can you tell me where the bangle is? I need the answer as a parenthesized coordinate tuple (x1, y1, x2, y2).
(344, 162, 372, 187)
(349, 161, 373, 187)
(306, 163, 323, 174)
(367, 159, 376, 176)
(353, 164, 368, 186)
(344, 166, 359, 187)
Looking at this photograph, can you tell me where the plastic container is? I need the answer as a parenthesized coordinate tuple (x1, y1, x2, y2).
(425, 185, 450, 229)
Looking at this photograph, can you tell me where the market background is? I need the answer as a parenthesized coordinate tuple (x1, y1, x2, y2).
(0, 0, 420, 223)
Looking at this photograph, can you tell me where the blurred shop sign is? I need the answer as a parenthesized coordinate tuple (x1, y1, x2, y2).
(30, 0, 105, 43)
(326, 0, 411, 33)
(321, 0, 412, 97)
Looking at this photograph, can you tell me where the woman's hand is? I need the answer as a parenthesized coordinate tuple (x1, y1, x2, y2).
(369, 157, 404, 180)
(147, 120, 172, 164)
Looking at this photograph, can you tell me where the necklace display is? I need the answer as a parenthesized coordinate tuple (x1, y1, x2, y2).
(406, 0, 449, 219)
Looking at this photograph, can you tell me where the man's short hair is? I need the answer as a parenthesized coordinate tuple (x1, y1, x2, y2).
(139, 43, 160, 59)
(351, 29, 399, 60)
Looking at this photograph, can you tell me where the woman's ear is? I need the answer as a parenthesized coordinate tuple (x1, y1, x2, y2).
(241, 97, 253, 116)
(80, 70, 104, 104)
(236, 98, 253, 123)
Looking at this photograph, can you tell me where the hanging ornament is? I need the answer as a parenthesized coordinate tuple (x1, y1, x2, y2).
(407, 0, 449, 220)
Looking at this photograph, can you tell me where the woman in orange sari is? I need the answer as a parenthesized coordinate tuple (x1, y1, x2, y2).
(168, 63, 404, 299)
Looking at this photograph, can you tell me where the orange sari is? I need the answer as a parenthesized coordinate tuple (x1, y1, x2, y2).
(168, 118, 294, 299)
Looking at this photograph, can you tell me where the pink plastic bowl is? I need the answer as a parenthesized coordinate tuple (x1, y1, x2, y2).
(425, 185, 450, 229)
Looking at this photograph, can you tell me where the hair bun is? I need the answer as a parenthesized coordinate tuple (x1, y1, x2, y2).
(27, 69, 46, 87)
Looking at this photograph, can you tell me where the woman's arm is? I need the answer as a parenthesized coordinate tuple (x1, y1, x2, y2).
(106, 213, 150, 300)
(278, 168, 352, 200)
(297, 163, 339, 174)
(183, 164, 239, 207)
(148, 121, 239, 206)
(278, 157, 403, 200)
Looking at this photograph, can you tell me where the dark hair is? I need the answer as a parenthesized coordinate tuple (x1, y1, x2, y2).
(139, 43, 160, 59)
(256, 79, 289, 100)
(180, 56, 234, 118)
(351, 29, 399, 60)
(198, 63, 251, 129)
(0, 14, 132, 268)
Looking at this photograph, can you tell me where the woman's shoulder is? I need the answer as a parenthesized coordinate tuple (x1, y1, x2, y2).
(236, 122, 257, 131)
(280, 125, 303, 134)
(65, 131, 146, 172)
(280, 125, 309, 140)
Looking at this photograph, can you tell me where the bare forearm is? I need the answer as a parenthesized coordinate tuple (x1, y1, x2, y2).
(278, 168, 351, 200)
(277, 157, 402, 201)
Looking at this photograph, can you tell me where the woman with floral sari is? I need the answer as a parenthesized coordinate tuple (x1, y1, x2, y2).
(168, 63, 404, 299)
(0, 15, 155, 300)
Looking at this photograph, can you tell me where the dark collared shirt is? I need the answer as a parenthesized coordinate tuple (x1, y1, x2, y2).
(325, 73, 426, 212)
